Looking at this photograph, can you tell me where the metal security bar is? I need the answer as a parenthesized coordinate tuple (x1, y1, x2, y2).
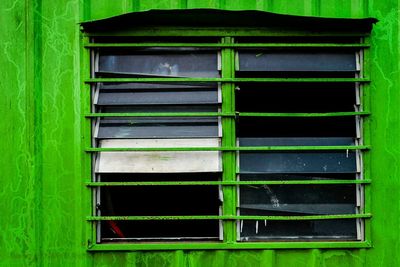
(85, 33, 370, 248)
(85, 77, 370, 83)
(85, 111, 370, 117)
(86, 145, 369, 152)
(86, 180, 371, 186)
(85, 43, 370, 48)
(87, 214, 372, 221)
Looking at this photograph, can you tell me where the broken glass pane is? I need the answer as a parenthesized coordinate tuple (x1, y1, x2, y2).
(239, 219, 357, 241)
(239, 184, 356, 215)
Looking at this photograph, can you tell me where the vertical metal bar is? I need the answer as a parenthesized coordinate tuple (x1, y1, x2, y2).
(90, 48, 103, 243)
(221, 37, 236, 243)
(361, 36, 371, 243)
(81, 34, 94, 247)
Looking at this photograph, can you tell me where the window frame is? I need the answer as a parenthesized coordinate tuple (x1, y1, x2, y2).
(81, 27, 372, 251)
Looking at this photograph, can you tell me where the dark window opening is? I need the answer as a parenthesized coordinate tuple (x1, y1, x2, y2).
(100, 220, 220, 242)
(99, 173, 221, 241)
(236, 83, 356, 113)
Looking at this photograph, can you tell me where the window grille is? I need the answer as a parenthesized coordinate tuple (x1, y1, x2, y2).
(84, 33, 371, 249)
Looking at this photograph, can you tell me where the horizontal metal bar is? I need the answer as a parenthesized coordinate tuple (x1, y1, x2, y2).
(88, 241, 371, 251)
(85, 78, 370, 83)
(238, 112, 370, 117)
(85, 28, 369, 37)
(85, 43, 369, 48)
(85, 111, 369, 118)
(86, 179, 371, 186)
(86, 145, 370, 152)
(87, 214, 371, 221)
(86, 112, 231, 117)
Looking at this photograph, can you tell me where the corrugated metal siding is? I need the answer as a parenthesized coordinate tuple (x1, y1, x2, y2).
(1, 0, 400, 266)
(91, 249, 370, 266)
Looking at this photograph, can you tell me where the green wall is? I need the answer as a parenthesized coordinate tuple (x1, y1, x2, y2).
(1, 0, 399, 266)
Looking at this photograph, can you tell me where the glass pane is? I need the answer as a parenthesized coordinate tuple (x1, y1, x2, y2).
(97, 116, 219, 138)
(239, 138, 357, 174)
(239, 151, 356, 174)
(98, 105, 218, 113)
(239, 184, 356, 215)
(100, 172, 220, 182)
(97, 82, 219, 106)
(96, 139, 222, 173)
(239, 219, 357, 241)
(240, 173, 357, 181)
(98, 89, 219, 106)
(98, 49, 219, 77)
(100, 82, 216, 90)
(238, 51, 356, 72)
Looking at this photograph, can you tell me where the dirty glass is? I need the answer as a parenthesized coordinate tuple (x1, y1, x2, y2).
(98, 48, 219, 78)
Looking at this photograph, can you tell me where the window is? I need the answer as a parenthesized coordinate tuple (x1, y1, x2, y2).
(85, 31, 371, 249)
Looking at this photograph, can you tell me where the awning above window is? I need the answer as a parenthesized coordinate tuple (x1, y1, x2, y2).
(81, 9, 377, 33)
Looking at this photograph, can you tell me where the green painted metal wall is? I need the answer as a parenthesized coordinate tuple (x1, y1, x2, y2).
(1, 0, 399, 266)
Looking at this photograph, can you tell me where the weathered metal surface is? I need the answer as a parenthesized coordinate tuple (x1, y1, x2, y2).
(1, 0, 400, 267)
(97, 139, 221, 173)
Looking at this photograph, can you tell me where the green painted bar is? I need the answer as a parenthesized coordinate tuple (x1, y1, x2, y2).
(86, 112, 232, 117)
(85, 77, 370, 83)
(88, 241, 371, 251)
(85, 111, 369, 117)
(237, 111, 370, 117)
(80, 34, 94, 258)
(362, 36, 372, 245)
(85, 42, 370, 48)
(86, 145, 370, 152)
(86, 179, 372, 186)
(87, 214, 372, 221)
(221, 36, 237, 243)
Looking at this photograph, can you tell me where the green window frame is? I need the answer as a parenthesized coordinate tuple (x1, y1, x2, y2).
(82, 27, 372, 251)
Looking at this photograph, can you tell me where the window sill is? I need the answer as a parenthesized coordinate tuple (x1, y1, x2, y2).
(88, 241, 371, 251)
